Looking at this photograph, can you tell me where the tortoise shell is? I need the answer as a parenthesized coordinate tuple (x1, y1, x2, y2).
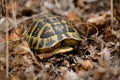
(25, 14, 81, 53)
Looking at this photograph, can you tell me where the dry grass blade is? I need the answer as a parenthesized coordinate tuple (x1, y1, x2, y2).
(5, 1, 9, 79)
(11, 0, 17, 28)
(5, 0, 21, 79)
(111, 0, 114, 27)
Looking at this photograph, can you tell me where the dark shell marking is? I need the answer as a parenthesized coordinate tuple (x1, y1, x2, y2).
(40, 26, 54, 38)
(26, 14, 81, 52)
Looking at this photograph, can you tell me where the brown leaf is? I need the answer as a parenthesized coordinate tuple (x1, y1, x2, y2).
(73, 60, 93, 73)
(76, 23, 88, 36)
(76, 14, 108, 36)
(77, 23, 99, 36)
(37, 53, 53, 60)
(93, 68, 106, 80)
(9, 24, 24, 41)
(86, 14, 107, 36)
(14, 41, 30, 55)
(66, 12, 80, 24)
(81, 60, 94, 71)
(62, 60, 70, 67)
(74, 64, 83, 73)
(103, 26, 117, 42)
(11, 75, 20, 80)
(87, 14, 106, 25)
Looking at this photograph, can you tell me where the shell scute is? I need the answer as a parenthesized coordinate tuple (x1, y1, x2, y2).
(40, 26, 54, 38)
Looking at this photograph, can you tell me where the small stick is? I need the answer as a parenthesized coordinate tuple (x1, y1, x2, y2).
(111, 0, 114, 27)
(5, 1, 9, 79)
(11, 0, 17, 28)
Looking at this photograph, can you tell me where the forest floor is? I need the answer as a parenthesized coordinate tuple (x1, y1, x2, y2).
(0, 0, 120, 80)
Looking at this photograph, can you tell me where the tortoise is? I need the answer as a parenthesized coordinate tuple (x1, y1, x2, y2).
(25, 14, 82, 55)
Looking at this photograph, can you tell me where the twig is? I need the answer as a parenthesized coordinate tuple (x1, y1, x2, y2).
(11, 0, 17, 28)
(5, 1, 9, 79)
(111, 0, 113, 27)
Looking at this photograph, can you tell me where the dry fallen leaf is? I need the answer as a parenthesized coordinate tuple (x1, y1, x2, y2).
(37, 53, 53, 60)
(11, 75, 20, 80)
(93, 68, 106, 80)
(76, 14, 107, 36)
(13, 41, 30, 54)
(73, 60, 93, 73)
(81, 60, 94, 70)
(87, 14, 106, 25)
(103, 26, 117, 42)
(9, 24, 24, 41)
(77, 23, 98, 36)
(86, 14, 107, 35)
(75, 23, 88, 36)
(62, 60, 70, 67)
(67, 12, 80, 24)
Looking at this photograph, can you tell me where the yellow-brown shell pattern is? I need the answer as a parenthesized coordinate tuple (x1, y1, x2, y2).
(25, 14, 81, 52)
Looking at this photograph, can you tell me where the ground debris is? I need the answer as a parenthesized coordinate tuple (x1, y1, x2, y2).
(0, 0, 120, 80)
